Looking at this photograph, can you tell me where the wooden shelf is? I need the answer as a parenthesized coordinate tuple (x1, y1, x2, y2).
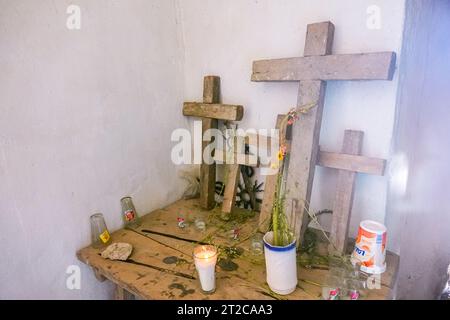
(77, 198, 398, 300)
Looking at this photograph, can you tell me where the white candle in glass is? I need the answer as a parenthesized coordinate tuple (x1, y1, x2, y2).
(193, 245, 218, 293)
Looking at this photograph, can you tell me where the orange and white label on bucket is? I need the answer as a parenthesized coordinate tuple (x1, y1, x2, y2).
(99, 230, 110, 243)
(351, 221, 387, 274)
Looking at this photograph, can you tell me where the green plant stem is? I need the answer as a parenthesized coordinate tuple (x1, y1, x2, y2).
(272, 200, 279, 246)
(272, 158, 286, 246)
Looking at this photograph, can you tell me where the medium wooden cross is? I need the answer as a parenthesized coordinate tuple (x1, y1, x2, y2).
(183, 76, 244, 209)
(216, 128, 282, 217)
(252, 21, 396, 245)
(317, 130, 386, 254)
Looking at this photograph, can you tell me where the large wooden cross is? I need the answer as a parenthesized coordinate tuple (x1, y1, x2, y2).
(183, 76, 243, 209)
(252, 21, 396, 245)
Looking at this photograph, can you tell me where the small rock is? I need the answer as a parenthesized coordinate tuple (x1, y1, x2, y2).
(101, 242, 133, 261)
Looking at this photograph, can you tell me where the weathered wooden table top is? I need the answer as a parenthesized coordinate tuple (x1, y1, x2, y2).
(77, 199, 398, 300)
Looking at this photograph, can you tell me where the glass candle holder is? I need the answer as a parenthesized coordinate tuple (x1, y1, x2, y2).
(194, 217, 206, 232)
(90, 213, 111, 249)
(341, 279, 363, 300)
(321, 268, 346, 300)
(121, 196, 140, 228)
(251, 233, 264, 255)
(193, 245, 218, 293)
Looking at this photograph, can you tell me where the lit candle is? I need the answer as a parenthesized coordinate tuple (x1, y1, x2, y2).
(193, 245, 218, 293)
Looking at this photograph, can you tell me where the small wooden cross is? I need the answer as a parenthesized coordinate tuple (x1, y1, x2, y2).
(214, 134, 259, 218)
(317, 130, 386, 254)
(252, 21, 396, 245)
(183, 76, 244, 209)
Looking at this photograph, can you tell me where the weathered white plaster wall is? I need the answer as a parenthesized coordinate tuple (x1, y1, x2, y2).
(178, 0, 405, 245)
(0, 0, 186, 299)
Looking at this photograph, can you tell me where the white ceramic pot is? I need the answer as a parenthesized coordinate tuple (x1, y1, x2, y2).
(263, 231, 298, 295)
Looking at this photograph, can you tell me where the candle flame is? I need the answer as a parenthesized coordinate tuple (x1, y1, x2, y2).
(194, 245, 217, 259)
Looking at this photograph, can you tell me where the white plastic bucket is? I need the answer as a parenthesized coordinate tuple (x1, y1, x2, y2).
(351, 220, 387, 274)
(263, 231, 298, 295)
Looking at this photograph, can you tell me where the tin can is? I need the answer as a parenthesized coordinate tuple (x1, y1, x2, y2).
(351, 220, 387, 274)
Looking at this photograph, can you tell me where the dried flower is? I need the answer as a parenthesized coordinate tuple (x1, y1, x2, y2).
(287, 108, 300, 126)
(280, 145, 287, 156)
(277, 151, 284, 161)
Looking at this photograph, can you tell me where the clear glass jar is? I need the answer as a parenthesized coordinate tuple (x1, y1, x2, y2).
(322, 259, 365, 300)
(121, 196, 140, 228)
(194, 217, 206, 231)
(90, 213, 111, 249)
(322, 268, 345, 300)
(251, 233, 264, 255)
(341, 278, 364, 300)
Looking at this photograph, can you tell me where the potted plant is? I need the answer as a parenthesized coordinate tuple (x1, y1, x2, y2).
(262, 104, 317, 294)
(263, 110, 299, 295)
